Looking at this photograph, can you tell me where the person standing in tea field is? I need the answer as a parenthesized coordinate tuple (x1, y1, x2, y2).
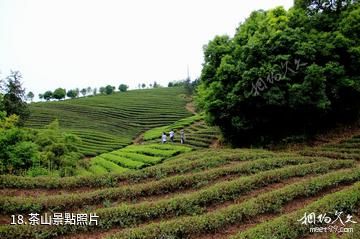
(180, 129, 185, 144)
(169, 129, 175, 142)
(161, 132, 167, 144)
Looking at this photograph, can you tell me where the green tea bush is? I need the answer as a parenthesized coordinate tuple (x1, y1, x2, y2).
(107, 169, 360, 239)
(0, 156, 333, 214)
(143, 114, 203, 140)
(233, 182, 360, 239)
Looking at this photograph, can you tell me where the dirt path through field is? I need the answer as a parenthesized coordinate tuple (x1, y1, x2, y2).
(132, 132, 144, 144)
(186, 102, 196, 114)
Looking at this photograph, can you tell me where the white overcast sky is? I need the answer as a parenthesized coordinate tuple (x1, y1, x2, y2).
(0, 0, 293, 96)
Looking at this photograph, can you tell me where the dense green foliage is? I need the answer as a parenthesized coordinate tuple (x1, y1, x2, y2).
(52, 88, 66, 100)
(118, 84, 128, 92)
(25, 87, 192, 156)
(168, 78, 199, 94)
(0, 117, 82, 177)
(41, 83, 121, 100)
(66, 88, 79, 99)
(0, 93, 4, 118)
(196, 1, 360, 145)
(0, 71, 30, 124)
(42, 90, 53, 101)
(105, 85, 115, 95)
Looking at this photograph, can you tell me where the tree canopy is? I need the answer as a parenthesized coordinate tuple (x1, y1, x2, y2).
(26, 91, 34, 102)
(0, 71, 30, 125)
(66, 89, 78, 99)
(99, 87, 106, 94)
(105, 85, 114, 95)
(53, 88, 66, 100)
(43, 91, 53, 101)
(118, 84, 128, 92)
(0, 93, 5, 120)
(196, 1, 360, 145)
(80, 88, 87, 96)
(0, 117, 82, 176)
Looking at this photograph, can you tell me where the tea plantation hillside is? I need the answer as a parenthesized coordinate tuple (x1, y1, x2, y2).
(1, 134, 360, 239)
(25, 87, 192, 156)
(74, 115, 221, 176)
(143, 114, 221, 148)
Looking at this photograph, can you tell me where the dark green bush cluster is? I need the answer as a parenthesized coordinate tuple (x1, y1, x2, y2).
(0, 116, 82, 177)
(196, 1, 360, 145)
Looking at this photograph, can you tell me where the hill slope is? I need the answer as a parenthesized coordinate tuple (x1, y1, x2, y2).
(25, 87, 192, 156)
(1, 134, 359, 239)
(76, 115, 220, 176)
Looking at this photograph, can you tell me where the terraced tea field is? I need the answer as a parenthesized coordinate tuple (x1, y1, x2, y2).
(25, 87, 192, 156)
(76, 115, 220, 177)
(1, 134, 360, 239)
(77, 144, 193, 176)
(143, 115, 221, 148)
(301, 135, 360, 160)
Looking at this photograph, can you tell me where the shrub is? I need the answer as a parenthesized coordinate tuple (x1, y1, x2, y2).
(0, 117, 82, 176)
(26, 167, 49, 177)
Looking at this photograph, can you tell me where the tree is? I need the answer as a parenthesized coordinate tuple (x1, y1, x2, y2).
(80, 88, 87, 97)
(38, 94, 44, 100)
(1, 71, 30, 124)
(0, 93, 5, 119)
(294, 0, 354, 14)
(0, 114, 37, 174)
(141, 83, 146, 89)
(53, 88, 66, 101)
(0, 117, 82, 176)
(153, 81, 159, 88)
(196, 4, 360, 146)
(99, 87, 106, 94)
(43, 91, 53, 101)
(184, 78, 192, 94)
(93, 87, 97, 95)
(118, 84, 128, 92)
(86, 86, 92, 94)
(66, 89, 78, 99)
(105, 85, 114, 95)
(168, 80, 187, 87)
(26, 91, 34, 102)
